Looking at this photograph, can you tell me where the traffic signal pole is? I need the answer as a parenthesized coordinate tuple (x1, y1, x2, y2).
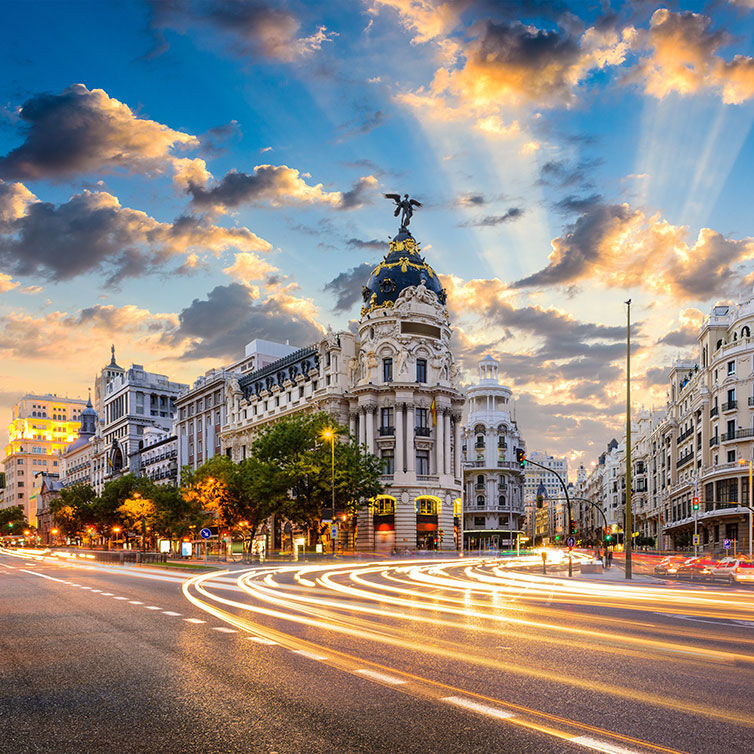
(519, 452, 572, 577)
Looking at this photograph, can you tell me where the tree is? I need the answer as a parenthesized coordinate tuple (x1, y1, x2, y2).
(118, 491, 156, 550)
(0, 505, 26, 536)
(152, 483, 205, 541)
(49, 483, 96, 538)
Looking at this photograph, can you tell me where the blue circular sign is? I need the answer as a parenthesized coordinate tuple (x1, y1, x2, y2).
(566, 536, 575, 547)
(199, 528, 212, 539)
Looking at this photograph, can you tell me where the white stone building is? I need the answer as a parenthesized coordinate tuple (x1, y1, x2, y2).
(461, 356, 526, 550)
(138, 427, 178, 486)
(221, 226, 465, 552)
(523, 451, 569, 540)
(175, 339, 298, 484)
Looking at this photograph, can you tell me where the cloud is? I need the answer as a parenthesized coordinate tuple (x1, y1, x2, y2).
(323, 263, 373, 312)
(339, 110, 388, 139)
(642, 366, 670, 388)
(345, 237, 385, 250)
(553, 193, 603, 214)
(459, 207, 523, 226)
(0, 272, 19, 293)
(510, 200, 754, 301)
(222, 251, 279, 285)
(187, 164, 377, 213)
(147, 0, 336, 62)
(632, 9, 754, 104)
(170, 283, 324, 360)
(0, 181, 271, 284)
(0, 84, 198, 181)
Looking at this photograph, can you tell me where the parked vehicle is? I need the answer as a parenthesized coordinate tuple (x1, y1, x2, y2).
(710, 558, 754, 585)
(653, 556, 687, 577)
(676, 557, 718, 581)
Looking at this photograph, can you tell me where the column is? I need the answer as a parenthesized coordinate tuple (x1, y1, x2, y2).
(365, 405, 375, 454)
(435, 409, 444, 476)
(444, 412, 452, 476)
(395, 404, 404, 473)
(358, 408, 366, 448)
(454, 417, 462, 479)
(349, 412, 356, 438)
(406, 405, 415, 473)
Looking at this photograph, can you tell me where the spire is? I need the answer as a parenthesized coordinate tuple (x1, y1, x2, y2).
(110, 344, 117, 366)
(87, 388, 93, 408)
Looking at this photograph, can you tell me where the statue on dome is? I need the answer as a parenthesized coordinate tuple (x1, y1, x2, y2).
(384, 193, 422, 230)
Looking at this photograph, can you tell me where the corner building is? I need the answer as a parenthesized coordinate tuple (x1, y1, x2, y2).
(221, 227, 464, 552)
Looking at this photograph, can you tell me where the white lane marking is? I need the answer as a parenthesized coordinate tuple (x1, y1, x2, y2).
(570, 735, 640, 753)
(128, 601, 143, 605)
(292, 649, 326, 660)
(213, 627, 237, 633)
(19, 570, 67, 583)
(144, 606, 162, 610)
(79, 586, 92, 590)
(355, 668, 406, 685)
(90, 589, 102, 593)
(441, 696, 514, 719)
(101, 592, 114, 596)
(247, 636, 278, 645)
(184, 618, 206, 624)
(69, 584, 81, 587)
(162, 611, 181, 616)
(113, 596, 128, 600)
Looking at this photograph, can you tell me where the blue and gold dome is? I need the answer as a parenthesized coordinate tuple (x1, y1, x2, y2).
(361, 230, 447, 317)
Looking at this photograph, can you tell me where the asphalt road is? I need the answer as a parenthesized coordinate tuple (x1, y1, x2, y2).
(1, 549, 753, 754)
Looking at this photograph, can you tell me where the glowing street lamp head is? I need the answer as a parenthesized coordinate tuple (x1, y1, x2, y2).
(321, 428, 335, 442)
(112, 526, 121, 533)
(51, 529, 58, 535)
(23, 529, 30, 536)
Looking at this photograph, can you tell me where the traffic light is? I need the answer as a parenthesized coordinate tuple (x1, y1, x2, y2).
(605, 534, 612, 542)
(554, 535, 561, 541)
(516, 448, 526, 469)
(692, 497, 699, 511)
(536, 494, 544, 509)
(570, 521, 578, 535)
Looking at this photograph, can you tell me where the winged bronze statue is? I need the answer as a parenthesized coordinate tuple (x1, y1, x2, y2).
(385, 193, 422, 230)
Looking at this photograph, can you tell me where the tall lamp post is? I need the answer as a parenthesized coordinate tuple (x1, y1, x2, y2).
(738, 459, 753, 559)
(625, 298, 633, 580)
(321, 428, 336, 553)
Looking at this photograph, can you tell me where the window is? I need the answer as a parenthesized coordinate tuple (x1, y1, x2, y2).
(416, 497, 438, 515)
(727, 360, 736, 375)
(498, 495, 506, 507)
(416, 450, 430, 475)
(474, 516, 485, 526)
(374, 497, 395, 515)
(476, 474, 484, 487)
(476, 495, 485, 507)
(416, 408, 428, 429)
(416, 358, 427, 383)
(383, 358, 393, 383)
(381, 449, 394, 475)
(727, 450, 736, 463)
(381, 407, 393, 429)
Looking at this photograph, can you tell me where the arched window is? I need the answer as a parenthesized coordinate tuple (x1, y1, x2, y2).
(716, 339, 723, 350)
(743, 326, 751, 338)
(476, 495, 485, 507)
(476, 474, 484, 488)
(476, 434, 485, 448)
(498, 495, 506, 507)
(733, 332, 738, 341)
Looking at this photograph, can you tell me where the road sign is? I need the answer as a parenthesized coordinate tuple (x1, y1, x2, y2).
(566, 536, 575, 547)
(723, 538, 732, 550)
(199, 528, 212, 539)
(692, 534, 700, 546)
(330, 524, 338, 538)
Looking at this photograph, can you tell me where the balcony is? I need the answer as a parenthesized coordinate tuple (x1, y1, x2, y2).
(379, 426, 395, 436)
(417, 474, 439, 482)
(676, 451, 695, 469)
(678, 427, 694, 442)
(475, 483, 485, 490)
(415, 426, 431, 437)
(722, 400, 738, 412)
(710, 436, 720, 447)
(710, 406, 719, 418)
(721, 427, 754, 442)
(474, 442, 485, 449)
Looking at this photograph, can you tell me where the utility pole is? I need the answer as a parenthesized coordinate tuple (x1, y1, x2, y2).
(625, 299, 633, 580)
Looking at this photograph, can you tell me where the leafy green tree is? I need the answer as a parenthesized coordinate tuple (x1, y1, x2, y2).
(49, 483, 96, 538)
(0, 505, 26, 536)
(151, 483, 205, 540)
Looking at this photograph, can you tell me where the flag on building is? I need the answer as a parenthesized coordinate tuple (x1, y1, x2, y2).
(430, 397, 437, 426)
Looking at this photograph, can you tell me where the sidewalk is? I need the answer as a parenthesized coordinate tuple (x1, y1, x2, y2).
(544, 564, 659, 584)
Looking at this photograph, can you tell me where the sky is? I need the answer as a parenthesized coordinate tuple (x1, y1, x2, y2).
(2, 0, 754, 467)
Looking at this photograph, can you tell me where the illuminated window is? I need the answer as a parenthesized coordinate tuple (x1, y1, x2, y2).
(373, 497, 395, 515)
(416, 497, 439, 515)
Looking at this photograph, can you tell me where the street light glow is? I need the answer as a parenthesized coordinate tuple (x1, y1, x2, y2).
(321, 428, 334, 441)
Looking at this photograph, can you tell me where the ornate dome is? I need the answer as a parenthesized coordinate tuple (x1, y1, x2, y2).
(361, 230, 446, 317)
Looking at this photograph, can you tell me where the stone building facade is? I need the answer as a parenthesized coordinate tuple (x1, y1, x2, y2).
(221, 227, 465, 552)
(461, 356, 526, 550)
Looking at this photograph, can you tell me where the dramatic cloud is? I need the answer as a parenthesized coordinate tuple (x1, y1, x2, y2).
(222, 251, 279, 286)
(345, 237, 385, 250)
(460, 207, 523, 226)
(511, 200, 754, 301)
(323, 263, 373, 312)
(636, 9, 754, 104)
(0, 182, 271, 284)
(0, 84, 198, 181)
(0, 272, 19, 293)
(187, 164, 377, 213)
(148, 0, 336, 62)
(170, 283, 324, 360)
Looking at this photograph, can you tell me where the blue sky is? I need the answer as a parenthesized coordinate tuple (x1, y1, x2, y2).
(2, 0, 754, 463)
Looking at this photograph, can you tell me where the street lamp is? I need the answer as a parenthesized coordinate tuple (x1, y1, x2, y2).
(321, 427, 336, 553)
(738, 459, 753, 559)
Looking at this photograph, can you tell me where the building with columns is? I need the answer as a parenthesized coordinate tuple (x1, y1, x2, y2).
(221, 225, 464, 552)
(461, 356, 526, 550)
